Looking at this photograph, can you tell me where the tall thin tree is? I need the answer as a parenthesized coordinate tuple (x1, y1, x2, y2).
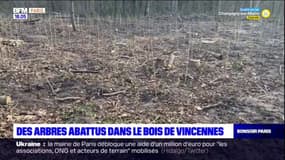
(70, 0, 76, 31)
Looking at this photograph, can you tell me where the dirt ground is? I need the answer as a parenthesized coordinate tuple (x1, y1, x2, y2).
(0, 15, 284, 137)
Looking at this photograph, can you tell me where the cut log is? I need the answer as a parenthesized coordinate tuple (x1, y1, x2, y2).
(189, 58, 201, 67)
(0, 96, 12, 105)
(167, 53, 176, 69)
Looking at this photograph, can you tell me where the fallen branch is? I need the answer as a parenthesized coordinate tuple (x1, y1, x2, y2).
(24, 18, 41, 24)
(46, 79, 56, 95)
(12, 18, 40, 25)
(120, 55, 131, 59)
(200, 49, 223, 60)
(195, 102, 223, 111)
(55, 96, 82, 101)
(70, 70, 99, 74)
(13, 18, 41, 24)
(54, 16, 71, 19)
(208, 51, 223, 60)
(102, 90, 126, 96)
(17, 58, 45, 63)
(201, 38, 220, 44)
(238, 117, 251, 123)
(209, 74, 230, 84)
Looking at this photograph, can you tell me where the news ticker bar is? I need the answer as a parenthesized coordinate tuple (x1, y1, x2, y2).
(0, 139, 283, 160)
(13, 124, 284, 139)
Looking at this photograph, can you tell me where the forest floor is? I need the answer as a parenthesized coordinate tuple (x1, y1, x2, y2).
(0, 15, 284, 137)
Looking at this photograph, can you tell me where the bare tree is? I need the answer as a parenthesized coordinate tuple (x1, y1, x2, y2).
(70, 0, 76, 31)
(144, 1, 150, 16)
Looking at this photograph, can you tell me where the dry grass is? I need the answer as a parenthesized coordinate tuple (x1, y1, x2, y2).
(0, 16, 284, 137)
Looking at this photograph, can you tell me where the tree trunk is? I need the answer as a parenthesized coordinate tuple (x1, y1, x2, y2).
(144, 1, 150, 16)
(70, 0, 76, 31)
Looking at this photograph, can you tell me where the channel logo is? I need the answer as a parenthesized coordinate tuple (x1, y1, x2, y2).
(13, 8, 28, 20)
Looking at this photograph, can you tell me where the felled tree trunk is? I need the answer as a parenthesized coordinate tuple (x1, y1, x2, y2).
(0, 96, 12, 105)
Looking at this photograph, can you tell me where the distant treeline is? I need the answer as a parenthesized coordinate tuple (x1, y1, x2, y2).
(0, 0, 284, 20)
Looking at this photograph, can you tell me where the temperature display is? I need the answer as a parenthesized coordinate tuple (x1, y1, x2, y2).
(13, 13, 28, 20)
